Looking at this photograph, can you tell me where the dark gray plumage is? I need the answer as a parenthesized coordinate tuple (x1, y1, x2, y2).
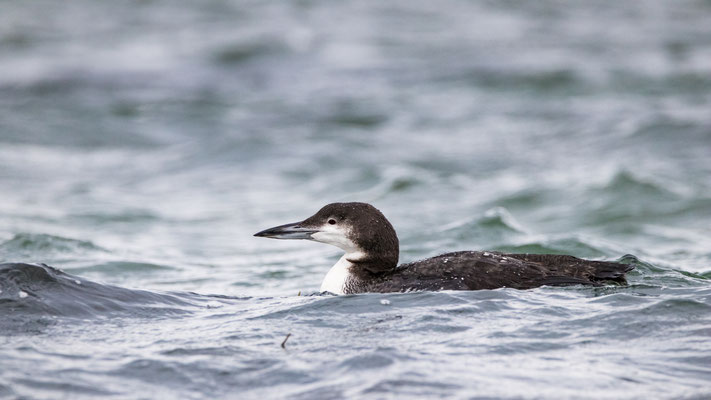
(358, 251, 632, 293)
(254, 202, 634, 294)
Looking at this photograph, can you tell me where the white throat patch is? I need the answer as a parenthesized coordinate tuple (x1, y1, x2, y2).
(310, 226, 359, 254)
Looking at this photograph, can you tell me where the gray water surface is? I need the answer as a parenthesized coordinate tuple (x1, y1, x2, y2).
(1, 0, 711, 399)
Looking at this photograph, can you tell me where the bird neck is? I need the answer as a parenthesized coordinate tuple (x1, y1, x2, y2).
(319, 249, 398, 295)
(320, 255, 355, 295)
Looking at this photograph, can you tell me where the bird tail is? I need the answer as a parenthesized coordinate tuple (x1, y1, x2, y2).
(589, 259, 635, 284)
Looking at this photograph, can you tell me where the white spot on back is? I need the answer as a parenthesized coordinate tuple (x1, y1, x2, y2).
(19, 291, 28, 298)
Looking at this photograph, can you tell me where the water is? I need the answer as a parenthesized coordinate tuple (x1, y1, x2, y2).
(1, 0, 711, 398)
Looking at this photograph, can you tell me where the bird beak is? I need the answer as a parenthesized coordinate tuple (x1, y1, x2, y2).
(254, 222, 319, 240)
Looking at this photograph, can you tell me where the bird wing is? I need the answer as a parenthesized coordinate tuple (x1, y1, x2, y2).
(368, 251, 633, 292)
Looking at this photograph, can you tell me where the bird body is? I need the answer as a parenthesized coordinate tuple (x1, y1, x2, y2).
(359, 251, 631, 293)
(254, 202, 633, 294)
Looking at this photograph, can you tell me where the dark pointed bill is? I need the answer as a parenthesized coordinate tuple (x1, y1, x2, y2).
(253, 222, 319, 240)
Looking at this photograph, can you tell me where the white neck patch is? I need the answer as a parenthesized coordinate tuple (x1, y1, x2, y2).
(320, 255, 353, 295)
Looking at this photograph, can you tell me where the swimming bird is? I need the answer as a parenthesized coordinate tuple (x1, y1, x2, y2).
(254, 202, 633, 294)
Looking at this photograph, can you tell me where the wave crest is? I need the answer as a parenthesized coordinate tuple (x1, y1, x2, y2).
(0, 263, 194, 323)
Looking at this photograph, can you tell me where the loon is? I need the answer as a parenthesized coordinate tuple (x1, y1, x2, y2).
(254, 202, 633, 295)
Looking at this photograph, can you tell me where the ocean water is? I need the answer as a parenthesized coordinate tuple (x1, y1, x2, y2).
(1, 0, 711, 399)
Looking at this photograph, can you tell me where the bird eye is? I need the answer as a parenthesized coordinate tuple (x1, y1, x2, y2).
(328, 219, 336, 225)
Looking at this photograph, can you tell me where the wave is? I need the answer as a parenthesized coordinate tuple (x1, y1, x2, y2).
(0, 263, 249, 335)
(582, 169, 699, 225)
(0, 263, 195, 318)
(600, 169, 681, 199)
(491, 236, 611, 259)
(0, 232, 106, 252)
(617, 254, 711, 287)
(435, 207, 526, 247)
(0, 233, 108, 260)
(68, 260, 175, 275)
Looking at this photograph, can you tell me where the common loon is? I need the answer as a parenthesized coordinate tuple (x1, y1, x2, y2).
(254, 202, 633, 295)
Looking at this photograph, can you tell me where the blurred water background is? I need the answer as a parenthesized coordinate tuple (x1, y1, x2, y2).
(1, 1, 711, 399)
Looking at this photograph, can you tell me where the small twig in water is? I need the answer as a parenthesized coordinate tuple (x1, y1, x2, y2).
(281, 333, 292, 349)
